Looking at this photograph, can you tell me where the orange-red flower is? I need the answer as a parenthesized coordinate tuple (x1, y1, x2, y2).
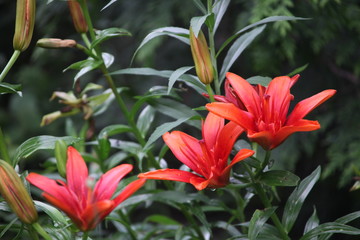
(138, 113, 254, 190)
(206, 72, 336, 150)
(26, 146, 145, 231)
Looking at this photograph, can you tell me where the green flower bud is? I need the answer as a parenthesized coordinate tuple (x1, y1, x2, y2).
(190, 28, 214, 85)
(68, 0, 88, 33)
(13, 0, 36, 51)
(0, 160, 38, 224)
(37, 38, 77, 49)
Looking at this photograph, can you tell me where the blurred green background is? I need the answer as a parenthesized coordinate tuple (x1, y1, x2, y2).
(0, 0, 360, 238)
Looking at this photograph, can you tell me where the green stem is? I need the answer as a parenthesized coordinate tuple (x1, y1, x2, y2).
(0, 126, 11, 164)
(255, 150, 271, 178)
(82, 231, 89, 240)
(32, 222, 52, 240)
(180, 205, 205, 240)
(206, 84, 215, 102)
(0, 50, 21, 82)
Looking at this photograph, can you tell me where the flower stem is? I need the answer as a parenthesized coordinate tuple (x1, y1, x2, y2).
(180, 205, 205, 240)
(0, 126, 11, 164)
(82, 231, 89, 240)
(32, 222, 52, 240)
(206, 83, 215, 102)
(0, 50, 21, 82)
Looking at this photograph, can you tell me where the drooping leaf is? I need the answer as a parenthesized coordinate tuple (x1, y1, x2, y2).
(111, 67, 206, 94)
(259, 170, 300, 187)
(300, 223, 360, 240)
(144, 117, 191, 151)
(247, 76, 272, 87)
(132, 27, 189, 62)
(282, 166, 321, 232)
(168, 66, 194, 94)
(248, 207, 277, 240)
(0, 82, 22, 96)
(13, 136, 81, 166)
(212, 0, 230, 33)
(92, 27, 131, 48)
(219, 25, 266, 84)
(190, 14, 212, 37)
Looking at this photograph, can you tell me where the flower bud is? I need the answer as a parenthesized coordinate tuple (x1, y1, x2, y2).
(189, 28, 214, 84)
(67, 0, 88, 33)
(13, 0, 36, 51)
(37, 38, 77, 49)
(0, 160, 38, 224)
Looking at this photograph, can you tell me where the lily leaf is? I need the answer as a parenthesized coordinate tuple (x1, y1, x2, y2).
(190, 14, 212, 37)
(249, 207, 277, 240)
(64, 57, 102, 83)
(0, 82, 22, 96)
(300, 223, 360, 240)
(213, 0, 230, 33)
(247, 76, 272, 87)
(168, 66, 194, 94)
(303, 208, 319, 239)
(13, 136, 81, 166)
(92, 27, 131, 48)
(259, 170, 300, 187)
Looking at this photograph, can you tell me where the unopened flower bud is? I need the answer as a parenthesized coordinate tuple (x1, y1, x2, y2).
(0, 160, 38, 224)
(189, 28, 214, 85)
(37, 38, 77, 49)
(13, 0, 36, 51)
(68, 0, 88, 33)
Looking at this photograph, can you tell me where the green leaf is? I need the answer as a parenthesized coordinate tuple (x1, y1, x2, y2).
(132, 27, 189, 63)
(168, 66, 194, 94)
(192, 0, 207, 14)
(304, 208, 319, 239)
(0, 82, 22, 96)
(80, 83, 103, 95)
(248, 207, 277, 240)
(92, 27, 131, 49)
(213, 0, 230, 33)
(34, 201, 67, 225)
(259, 170, 300, 187)
(190, 14, 212, 37)
(217, 16, 309, 57)
(136, 106, 156, 138)
(319, 211, 360, 240)
(111, 67, 206, 94)
(149, 98, 201, 129)
(145, 214, 181, 225)
(213, 221, 241, 237)
(64, 57, 102, 83)
(247, 76, 272, 87)
(144, 117, 191, 150)
(287, 63, 309, 76)
(99, 124, 133, 139)
(300, 223, 360, 240)
(101, 0, 117, 11)
(282, 166, 321, 232)
(102, 52, 114, 68)
(13, 136, 81, 166)
(219, 25, 266, 84)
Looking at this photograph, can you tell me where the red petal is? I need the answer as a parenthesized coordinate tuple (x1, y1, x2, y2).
(189, 177, 211, 191)
(247, 130, 274, 150)
(80, 200, 114, 231)
(206, 102, 256, 131)
(66, 147, 88, 204)
(112, 178, 146, 207)
(92, 164, 133, 202)
(286, 89, 336, 125)
(221, 149, 255, 177)
(226, 72, 261, 116)
(138, 169, 201, 183)
(163, 132, 203, 174)
(202, 112, 223, 151)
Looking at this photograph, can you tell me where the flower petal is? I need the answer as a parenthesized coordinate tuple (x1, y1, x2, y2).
(226, 72, 261, 116)
(202, 112, 223, 151)
(66, 147, 88, 204)
(80, 200, 114, 231)
(92, 164, 133, 202)
(286, 89, 336, 125)
(163, 132, 203, 174)
(189, 177, 211, 191)
(206, 102, 256, 131)
(112, 178, 146, 207)
(138, 169, 201, 183)
(221, 149, 255, 177)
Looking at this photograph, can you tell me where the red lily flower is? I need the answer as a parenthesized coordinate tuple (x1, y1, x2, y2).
(26, 146, 145, 231)
(206, 72, 336, 150)
(138, 113, 254, 190)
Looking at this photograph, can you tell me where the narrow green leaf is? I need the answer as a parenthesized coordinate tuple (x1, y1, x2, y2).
(248, 207, 277, 240)
(213, 221, 242, 236)
(98, 124, 132, 139)
(168, 66, 194, 94)
(102, 52, 114, 68)
(92, 27, 131, 49)
(64, 57, 102, 82)
(247, 76, 272, 87)
(101, 0, 116, 11)
(145, 214, 181, 225)
(111, 68, 206, 94)
(34, 201, 67, 225)
(300, 223, 360, 240)
(319, 211, 360, 240)
(304, 208, 319, 238)
(13, 136, 81, 166)
(287, 64, 309, 76)
(190, 14, 211, 37)
(136, 106, 155, 138)
(213, 0, 230, 33)
(0, 82, 22, 96)
(259, 170, 300, 187)
(282, 166, 321, 232)
(132, 27, 189, 62)
(219, 25, 266, 84)
(192, 0, 207, 14)
(0, 218, 18, 239)
(144, 117, 191, 150)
